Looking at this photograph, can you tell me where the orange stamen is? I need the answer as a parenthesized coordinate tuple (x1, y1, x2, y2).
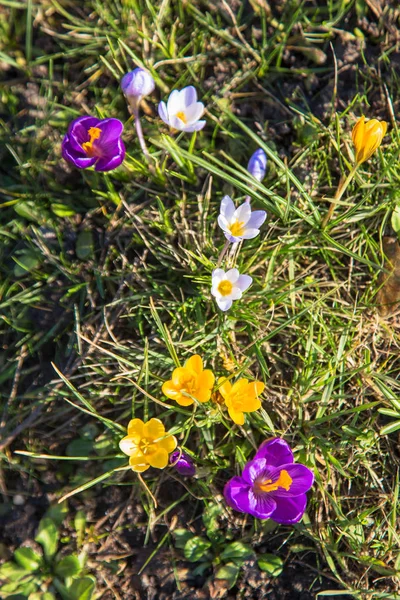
(257, 469, 292, 493)
(82, 126, 102, 156)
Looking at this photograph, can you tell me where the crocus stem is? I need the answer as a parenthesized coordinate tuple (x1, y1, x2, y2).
(217, 240, 230, 267)
(244, 195, 251, 203)
(322, 164, 358, 228)
(130, 100, 151, 162)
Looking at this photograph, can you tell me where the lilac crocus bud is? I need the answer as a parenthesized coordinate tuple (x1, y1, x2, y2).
(170, 450, 196, 477)
(247, 148, 267, 182)
(121, 67, 155, 99)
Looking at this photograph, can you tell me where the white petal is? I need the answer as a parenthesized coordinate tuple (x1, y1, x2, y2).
(224, 232, 237, 243)
(220, 195, 235, 220)
(181, 86, 198, 107)
(216, 298, 233, 311)
(170, 115, 186, 130)
(212, 268, 226, 280)
(184, 102, 204, 124)
(236, 274, 253, 292)
(241, 228, 260, 240)
(225, 268, 240, 283)
(234, 202, 251, 225)
(119, 437, 137, 456)
(167, 89, 183, 116)
(181, 120, 206, 132)
(230, 287, 242, 300)
(247, 210, 267, 229)
(158, 101, 169, 125)
(218, 215, 230, 233)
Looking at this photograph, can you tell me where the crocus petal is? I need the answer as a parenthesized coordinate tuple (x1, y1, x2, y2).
(119, 435, 138, 456)
(129, 455, 150, 473)
(212, 268, 226, 280)
(254, 438, 294, 466)
(224, 476, 252, 512)
(225, 268, 240, 284)
(198, 369, 215, 390)
(157, 434, 177, 453)
(246, 210, 267, 230)
(95, 139, 125, 171)
(181, 120, 206, 132)
(240, 229, 261, 240)
(96, 118, 124, 144)
(236, 275, 252, 292)
(181, 85, 198, 107)
(143, 418, 166, 441)
(185, 354, 203, 375)
(62, 144, 97, 169)
(220, 195, 236, 221)
(217, 215, 230, 233)
(216, 298, 233, 312)
(127, 418, 144, 437)
(248, 489, 277, 519)
(184, 101, 204, 124)
(217, 377, 232, 399)
(234, 202, 251, 225)
(229, 286, 243, 301)
(68, 116, 101, 147)
(242, 458, 271, 485)
(228, 407, 245, 425)
(269, 463, 314, 497)
(247, 148, 267, 181)
(166, 89, 182, 116)
(158, 101, 170, 125)
(269, 494, 307, 524)
(148, 448, 169, 469)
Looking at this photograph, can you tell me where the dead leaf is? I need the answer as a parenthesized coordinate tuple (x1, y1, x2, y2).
(376, 236, 400, 317)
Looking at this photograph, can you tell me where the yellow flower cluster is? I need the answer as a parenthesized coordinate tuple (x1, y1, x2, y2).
(119, 354, 265, 472)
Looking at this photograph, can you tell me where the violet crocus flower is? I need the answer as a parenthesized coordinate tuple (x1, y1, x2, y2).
(247, 149, 267, 182)
(121, 67, 155, 102)
(224, 438, 314, 524)
(62, 116, 125, 172)
(170, 450, 196, 476)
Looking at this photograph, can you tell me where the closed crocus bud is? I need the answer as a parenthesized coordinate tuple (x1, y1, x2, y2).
(247, 148, 267, 181)
(121, 67, 155, 99)
(352, 116, 387, 165)
(170, 450, 196, 477)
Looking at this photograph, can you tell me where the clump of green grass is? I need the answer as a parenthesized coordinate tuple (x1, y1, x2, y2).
(1, 0, 400, 598)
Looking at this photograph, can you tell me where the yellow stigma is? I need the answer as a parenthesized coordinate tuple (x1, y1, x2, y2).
(229, 220, 245, 237)
(176, 111, 187, 124)
(256, 469, 292, 493)
(82, 126, 102, 156)
(217, 280, 233, 297)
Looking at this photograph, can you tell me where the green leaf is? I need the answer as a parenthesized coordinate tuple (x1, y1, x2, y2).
(51, 203, 76, 218)
(55, 555, 82, 579)
(257, 553, 284, 576)
(0, 560, 30, 581)
(220, 542, 254, 565)
(380, 420, 400, 436)
(74, 511, 86, 547)
(76, 230, 94, 260)
(44, 503, 68, 528)
(14, 547, 42, 571)
(14, 201, 48, 223)
(392, 206, 400, 234)
(66, 438, 93, 457)
(183, 536, 212, 562)
(173, 528, 194, 550)
(215, 562, 240, 589)
(67, 576, 96, 600)
(35, 517, 59, 561)
(13, 251, 40, 277)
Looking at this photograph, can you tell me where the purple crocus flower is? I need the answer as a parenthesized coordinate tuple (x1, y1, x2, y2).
(121, 68, 155, 99)
(224, 438, 314, 524)
(170, 449, 196, 477)
(247, 148, 267, 182)
(62, 116, 125, 172)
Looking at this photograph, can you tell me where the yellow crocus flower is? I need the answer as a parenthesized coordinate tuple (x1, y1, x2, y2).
(119, 418, 177, 472)
(352, 116, 387, 164)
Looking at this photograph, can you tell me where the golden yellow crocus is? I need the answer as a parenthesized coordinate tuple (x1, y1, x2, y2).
(218, 377, 264, 425)
(352, 116, 387, 164)
(162, 354, 215, 407)
(119, 418, 177, 472)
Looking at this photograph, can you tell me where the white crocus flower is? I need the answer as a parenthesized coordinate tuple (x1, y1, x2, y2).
(158, 86, 206, 132)
(211, 268, 252, 312)
(218, 196, 267, 243)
